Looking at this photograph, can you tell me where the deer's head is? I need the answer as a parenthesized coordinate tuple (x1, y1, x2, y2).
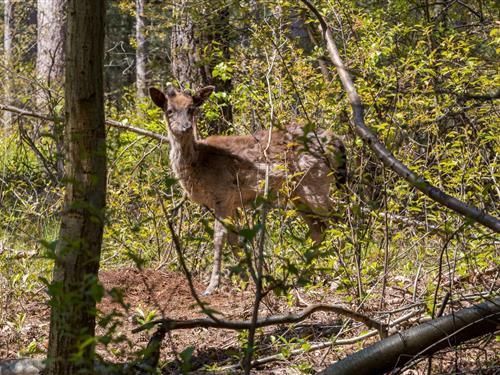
(149, 84, 214, 139)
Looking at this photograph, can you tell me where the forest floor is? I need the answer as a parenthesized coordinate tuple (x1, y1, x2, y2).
(1, 267, 498, 374)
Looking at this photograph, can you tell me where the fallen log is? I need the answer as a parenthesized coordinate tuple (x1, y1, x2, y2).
(319, 297, 500, 375)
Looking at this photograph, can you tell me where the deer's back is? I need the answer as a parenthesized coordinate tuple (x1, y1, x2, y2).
(184, 125, 343, 212)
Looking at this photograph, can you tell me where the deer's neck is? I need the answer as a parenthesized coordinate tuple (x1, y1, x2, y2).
(168, 132, 198, 179)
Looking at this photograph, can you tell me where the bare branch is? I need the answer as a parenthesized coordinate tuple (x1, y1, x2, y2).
(0, 103, 169, 143)
(132, 303, 387, 337)
(220, 306, 425, 371)
(0, 103, 56, 122)
(105, 119, 169, 143)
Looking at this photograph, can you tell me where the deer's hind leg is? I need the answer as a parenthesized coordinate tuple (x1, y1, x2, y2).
(294, 198, 333, 245)
(297, 210, 328, 245)
(293, 176, 335, 245)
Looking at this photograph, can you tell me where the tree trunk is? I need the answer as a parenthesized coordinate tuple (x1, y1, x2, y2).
(3, 0, 13, 127)
(170, 0, 203, 90)
(135, 0, 147, 100)
(36, 0, 66, 106)
(203, 3, 233, 133)
(36, 0, 67, 179)
(320, 297, 500, 375)
(45, 0, 106, 373)
(170, 0, 233, 134)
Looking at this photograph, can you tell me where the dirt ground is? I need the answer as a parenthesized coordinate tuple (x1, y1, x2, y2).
(1, 268, 498, 374)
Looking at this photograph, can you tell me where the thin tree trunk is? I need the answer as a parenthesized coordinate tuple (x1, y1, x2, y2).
(36, 0, 66, 106)
(45, 0, 106, 373)
(135, 0, 147, 100)
(171, 0, 203, 90)
(170, 0, 233, 134)
(3, 0, 13, 127)
(36, 0, 67, 179)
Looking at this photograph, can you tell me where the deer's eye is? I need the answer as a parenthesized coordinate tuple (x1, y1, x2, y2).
(187, 107, 195, 116)
(166, 108, 173, 116)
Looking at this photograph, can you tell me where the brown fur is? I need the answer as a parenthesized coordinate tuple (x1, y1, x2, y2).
(149, 85, 346, 294)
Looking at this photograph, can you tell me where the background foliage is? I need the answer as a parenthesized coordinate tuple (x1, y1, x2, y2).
(0, 0, 498, 371)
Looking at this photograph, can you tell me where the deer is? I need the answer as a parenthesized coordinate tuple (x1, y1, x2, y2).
(149, 84, 346, 295)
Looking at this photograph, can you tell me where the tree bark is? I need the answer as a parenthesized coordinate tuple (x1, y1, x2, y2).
(135, 0, 147, 100)
(36, 0, 66, 105)
(320, 297, 500, 375)
(3, 0, 13, 127)
(36, 0, 67, 179)
(45, 0, 106, 373)
(170, 0, 233, 134)
(170, 0, 203, 89)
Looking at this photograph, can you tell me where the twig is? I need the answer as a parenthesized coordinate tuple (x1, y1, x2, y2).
(242, 44, 278, 375)
(412, 264, 422, 302)
(431, 224, 465, 318)
(158, 198, 224, 326)
(436, 291, 451, 318)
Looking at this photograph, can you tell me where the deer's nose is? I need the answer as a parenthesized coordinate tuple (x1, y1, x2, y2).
(181, 122, 192, 132)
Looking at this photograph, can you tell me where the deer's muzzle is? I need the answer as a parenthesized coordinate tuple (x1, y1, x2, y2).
(181, 122, 192, 132)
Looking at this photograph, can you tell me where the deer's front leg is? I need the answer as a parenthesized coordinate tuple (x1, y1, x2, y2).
(204, 217, 227, 295)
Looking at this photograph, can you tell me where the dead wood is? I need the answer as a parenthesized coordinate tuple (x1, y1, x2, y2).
(132, 303, 388, 337)
(319, 297, 500, 375)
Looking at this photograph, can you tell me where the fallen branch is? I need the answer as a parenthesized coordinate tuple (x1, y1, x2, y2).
(220, 306, 424, 371)
(132, 303, 388, 338)
(0, 103, 169, 143)
(319, 297, 500, 375)
(299, 0, 500, 233)
(220, 330, 379, 372)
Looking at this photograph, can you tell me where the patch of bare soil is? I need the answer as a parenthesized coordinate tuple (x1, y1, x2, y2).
(1, 268, 273, 372)
(0, 268, 498, 374)
(96, 268, 255, 367)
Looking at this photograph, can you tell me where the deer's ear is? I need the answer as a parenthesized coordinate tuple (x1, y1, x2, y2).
(193, 86, 215, 107)
(149, 87, 166, 108)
